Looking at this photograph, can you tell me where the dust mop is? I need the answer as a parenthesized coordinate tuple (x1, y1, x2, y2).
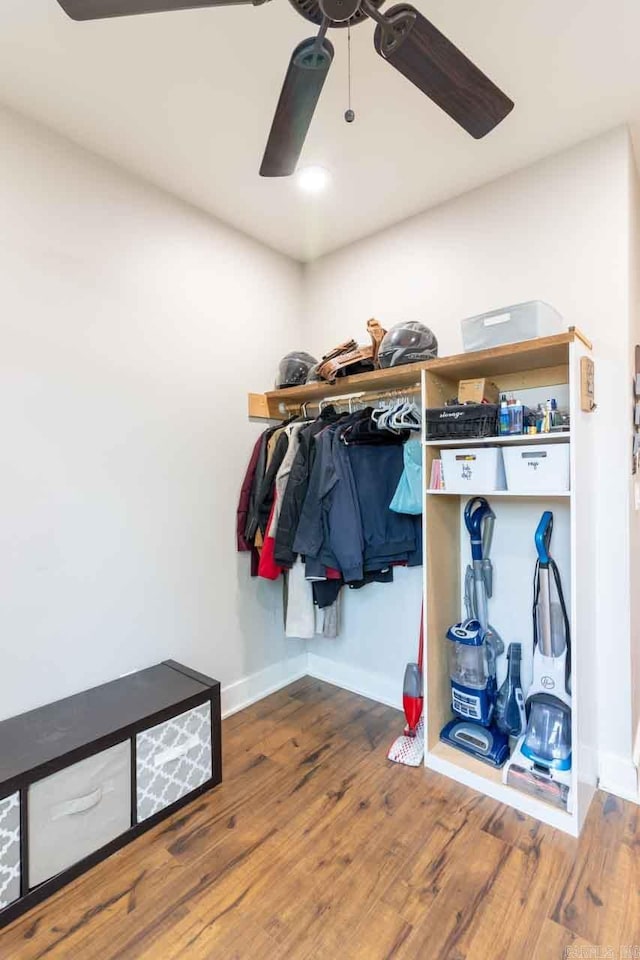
(388, 610, 424, 767)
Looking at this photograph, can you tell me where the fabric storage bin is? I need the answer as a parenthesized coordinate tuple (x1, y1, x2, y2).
(461, 301, 563, 353)
(28, 741, 131, 888)
(0, 793, 20, 908)
(503, 443, 570, 492)
(136, 701, 212, 822)
(440, 447, 506, 493)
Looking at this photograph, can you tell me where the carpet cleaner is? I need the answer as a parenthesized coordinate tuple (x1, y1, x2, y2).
(439, 498, 509, 767)
(388, 610, 424, 767)
(503, 511, 573, 811)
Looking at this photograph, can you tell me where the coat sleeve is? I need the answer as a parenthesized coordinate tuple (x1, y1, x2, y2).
(244, 432, 269, 543)
(325, 434, 364, 583)
(293, 431, 337, 561)
(237, 433, 265, 551)
(274, 432, 310, 567)
(255, 431, 289, 536)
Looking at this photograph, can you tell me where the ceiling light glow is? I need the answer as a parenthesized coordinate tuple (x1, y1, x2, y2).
(297, 165, 331, 193)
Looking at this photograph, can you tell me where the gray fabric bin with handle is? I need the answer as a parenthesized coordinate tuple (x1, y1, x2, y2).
(136, 701, 212, 822)
(28, 741, 131, 888)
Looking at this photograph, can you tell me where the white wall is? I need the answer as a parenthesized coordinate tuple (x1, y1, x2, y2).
(0, 103, 305, 721)
(302, 128, 636, 783)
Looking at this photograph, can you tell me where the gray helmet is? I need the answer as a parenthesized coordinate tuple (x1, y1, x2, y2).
(276, 351, 317, 388)
(378, 322, 438, 368)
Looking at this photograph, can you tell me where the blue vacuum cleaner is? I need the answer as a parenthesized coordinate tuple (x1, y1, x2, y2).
(440, 498, 509, 768)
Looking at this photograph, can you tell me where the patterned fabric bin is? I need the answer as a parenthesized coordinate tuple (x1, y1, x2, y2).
(0, 793, 20, 908)
(136, 701, 212, 822)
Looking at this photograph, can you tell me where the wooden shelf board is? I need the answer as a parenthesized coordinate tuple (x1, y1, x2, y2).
(426, 489, 571, 498)
(426, 741, 577, 834)
(250, 330, 589, 419)
(424, 432, 571, 448)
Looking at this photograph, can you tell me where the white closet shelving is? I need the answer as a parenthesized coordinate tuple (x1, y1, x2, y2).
(420, 330, 596, 836)
(249, 329, 596, 837)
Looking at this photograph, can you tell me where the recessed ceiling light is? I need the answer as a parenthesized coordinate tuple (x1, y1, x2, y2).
(297, 165, 331, 194)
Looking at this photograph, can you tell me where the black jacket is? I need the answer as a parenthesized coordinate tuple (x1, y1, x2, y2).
(274, 408, 340, 567)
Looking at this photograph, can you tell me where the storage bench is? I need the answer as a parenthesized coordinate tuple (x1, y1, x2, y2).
(0, 660, 221, 927)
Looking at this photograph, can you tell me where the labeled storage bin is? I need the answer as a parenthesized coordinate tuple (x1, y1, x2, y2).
(136, 701, 212, 822)
(0, 793, 20, 908)
(424, 404, 499, 441)
(461, 301, 563, 353)
(28, 741, 131, 888)
(440, 447, 506, 493)
(503, 443, 570, 492)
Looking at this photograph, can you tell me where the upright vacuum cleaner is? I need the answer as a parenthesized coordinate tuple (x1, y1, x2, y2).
(440, 498, 510, 767)
(503, 511, 573, 811)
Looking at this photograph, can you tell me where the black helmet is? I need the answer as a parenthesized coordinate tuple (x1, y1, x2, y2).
(276, 351, 317, 388)
(378, 322, 438, 368)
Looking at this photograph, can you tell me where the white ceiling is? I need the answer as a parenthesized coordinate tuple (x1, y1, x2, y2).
(1, 0, 640, 261)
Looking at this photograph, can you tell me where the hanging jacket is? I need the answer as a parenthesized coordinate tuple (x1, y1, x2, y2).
(293, 412, 418, 582)
(271, 422, 306, 537)
(258, 501, 284, 581)
(339, 429, 416, 570)
(244, 428, 274, 544)
(255, 429, 290, 537)
(274, 407, 341, 567)
(293, 424, 365, 581)
(237, 433, 265, 552)
(390, 439, 423, 515)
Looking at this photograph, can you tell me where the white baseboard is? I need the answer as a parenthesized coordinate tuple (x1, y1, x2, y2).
(598, 750, 640, 804)
(221, 654, 308, 719)
(306, 653, 402, 712)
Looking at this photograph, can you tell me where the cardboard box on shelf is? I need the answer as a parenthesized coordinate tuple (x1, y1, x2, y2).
(458, 377, 500, 405)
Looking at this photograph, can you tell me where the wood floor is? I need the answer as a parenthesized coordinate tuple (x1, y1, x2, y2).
(2, 677, 639, 959)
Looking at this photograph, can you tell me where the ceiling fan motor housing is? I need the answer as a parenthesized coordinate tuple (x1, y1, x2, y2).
(287, 0, 382, 28)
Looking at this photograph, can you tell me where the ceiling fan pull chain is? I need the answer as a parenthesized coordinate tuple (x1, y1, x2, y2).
(344, 23, 355, 123)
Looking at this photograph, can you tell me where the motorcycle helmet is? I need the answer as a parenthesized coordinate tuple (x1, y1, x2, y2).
(378, 322, 438, 368)
(275, 352, 317, 389)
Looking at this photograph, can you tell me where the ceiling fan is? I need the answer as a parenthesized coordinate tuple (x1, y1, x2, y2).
(55, 0, 514, 178)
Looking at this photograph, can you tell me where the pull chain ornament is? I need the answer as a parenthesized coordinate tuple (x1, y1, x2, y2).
(344, 23, 355, 122)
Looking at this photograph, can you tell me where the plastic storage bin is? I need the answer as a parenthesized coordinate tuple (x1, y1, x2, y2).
(503, 443, 570, 493)
(424, 404, 499, 441)
(461, 301, 563, 353)
(440, 447, 506, 493)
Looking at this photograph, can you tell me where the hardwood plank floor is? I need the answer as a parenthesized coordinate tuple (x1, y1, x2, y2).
(2, 678, 639, 960)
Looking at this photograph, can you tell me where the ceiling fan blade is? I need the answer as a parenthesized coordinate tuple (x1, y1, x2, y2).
(373, 4, 513, 139)
(56, 0, 268, 20)
(260, 36, 334, 178)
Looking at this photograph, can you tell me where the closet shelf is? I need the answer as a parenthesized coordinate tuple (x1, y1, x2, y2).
(426, 742, 575, 832)
(424, 432, 570, 448)
(426, 489, 571, 498)
(248, 328, 590, 420)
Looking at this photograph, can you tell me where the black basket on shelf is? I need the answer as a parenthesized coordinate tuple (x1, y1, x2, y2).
(424, 404, 499, 441)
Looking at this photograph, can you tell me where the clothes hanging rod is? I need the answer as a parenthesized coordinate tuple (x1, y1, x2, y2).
(278, 383, 421, 416)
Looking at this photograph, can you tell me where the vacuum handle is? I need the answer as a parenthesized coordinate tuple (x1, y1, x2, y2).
(535, 511, 553, 567)
(464, 497, 494, 561)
